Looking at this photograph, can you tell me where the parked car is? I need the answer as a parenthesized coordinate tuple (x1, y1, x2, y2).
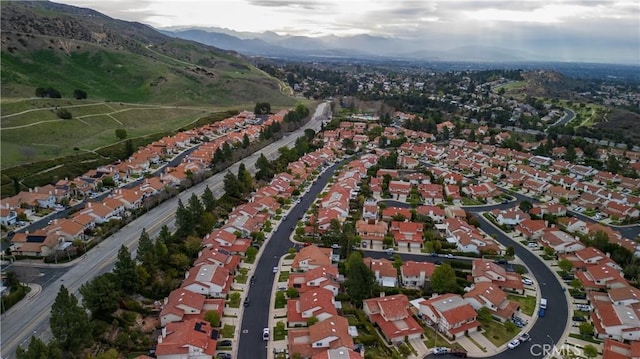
(572, 292, 587, 299)
(218, 340, 232, 347)
(216, 353, 231, 359)
(445, 253, 454, 259)
(449, 349, 468, 358)
(538, 308, 545, 317)
(562, 274, 575, 281)
(508, 339, 521, 349)
(494, 259, 508, 265)
(430, 252, 439, 257)
(572, 316, 587, 322)
(273, 266, 278, 273)
(262, 328, 270, 341)
(432, 347, 449, 355)
(527, 242, 538, 248)
(518, 333, 531, 342)
(361, 242, 367, 248)
(576, 304, 592, 312)
(522, 278, 534, 286)
(243, 298, 250, 307)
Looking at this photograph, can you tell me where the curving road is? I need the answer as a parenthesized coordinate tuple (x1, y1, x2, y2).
(237, 157, 346, 359)
(0, 102, 330, 359)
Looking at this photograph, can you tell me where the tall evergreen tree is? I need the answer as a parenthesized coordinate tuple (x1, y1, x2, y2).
(16, 336, 62, 359)
(430, 263, 458, 294)
(79, 273, 120, 320)
(187, 193, 204, 224)
(237, 163, 254, 195)
(201, 185, 217, 213)
(345, 252, 376, 307)
(223, 171, 242, 199)
(175, 198, 193, 238)
(50, 285, 93, 353)
(113, 245, 139, 293)
(136, 228, 153, 263)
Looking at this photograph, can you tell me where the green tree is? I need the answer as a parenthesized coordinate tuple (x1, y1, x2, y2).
(304, 128, 316, 141)
(201, 185, 217, 213)
(558, 258, 574, 273)
(204, 310, 221, 327)
(16, 336, 62, 359)
(344, 252, 376, 306)
(50, 285, 93, 352)
(113, 245, 139, 293)
(254, 102, 271, 115)
(246, 246, 258, 263)
(242, 133, 250, 148)
(237, 163, 254, 195)
(175, 198, 193, 238)
(125, 139, 135, 156)
(56, 109, 72, 119)
(582, 344, 598, 359)
(430, 263, 458, 294)
(223, 171, 242, 199)
(184, 236, 203, 257)
(307, 316, 319, 326)
(579, 322, 594, 336)
(73, 89, 87, 100)
(505, 246, 515, 258)
(115, 128, 127, 140)
(286, 287, 299, 299)
(519, 200, 533, 213)
(477, 307, 492, 322)
(79, 273, 120, 320)
(136, 228, 154, 263)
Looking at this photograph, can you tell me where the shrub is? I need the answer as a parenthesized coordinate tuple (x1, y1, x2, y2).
(56, 109, 72, 119)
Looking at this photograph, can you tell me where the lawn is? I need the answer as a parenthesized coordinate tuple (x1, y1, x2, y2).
(278, 271, 290, 282)
(228, 292, 241, 308)
(481, 319, 518, 347)
(235, 267, 248, 284)
(421, 323, 466, 351)
(273, 322, 287, 341)
(220, 324, 235, 339)
(507, 294, 536, 316)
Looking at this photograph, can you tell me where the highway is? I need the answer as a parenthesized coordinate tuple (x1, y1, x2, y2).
(0, 102, 330, 359)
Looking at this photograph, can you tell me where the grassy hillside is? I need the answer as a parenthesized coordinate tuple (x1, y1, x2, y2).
(0, 1, 293, 106)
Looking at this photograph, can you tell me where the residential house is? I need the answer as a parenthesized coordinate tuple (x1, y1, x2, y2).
(575, 265, 628, 291)
(490, 208, 530, 227)
(463, 282, 520, 322)
(159, 288, 224, 327)
(388, 181, 412, 201)
(417, 293, 480, 340)
(363, 294, 424, 343)
(155, 319, 217, 359)
(0, 208, 18, 226)
(601, 339, 640, 359)
(539, 229, 586, 254)
(355, 220, 388, 248)
(363, 258, 398, 287)
(472, 260, 524, 294)
(181, 264, 232, 298)
(390, 221, 424, 249)
(10, 230, 61, 257)
(400, 261, 436, 289)
(288, 266, 340, 296)
(291, 245, 333, 272)
(287, 288, 338, 327)
(381, 207, 412, 222)
(287, 315, 354, 359)
(514, 219, 547, 241)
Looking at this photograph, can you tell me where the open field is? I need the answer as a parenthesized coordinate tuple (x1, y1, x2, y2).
(0, 99, 217, 168)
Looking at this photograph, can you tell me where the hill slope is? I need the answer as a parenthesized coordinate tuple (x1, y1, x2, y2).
(0, 1, 293, 106)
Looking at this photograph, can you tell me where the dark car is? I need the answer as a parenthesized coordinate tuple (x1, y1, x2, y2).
(434, 260, 442, 265)
(218, 340, 232, 347)
(562, 274, 575, 281)
(449, 349, 468, 358)
(572, 292, 587, 299)
(216, 353, 232, 359)
(572, 316, 587, 322)
(243, 298, 250, 307)
(494, 259, 508, 265)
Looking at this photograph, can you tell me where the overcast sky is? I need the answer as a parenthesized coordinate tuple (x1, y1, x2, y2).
(59, 0, 639, 64)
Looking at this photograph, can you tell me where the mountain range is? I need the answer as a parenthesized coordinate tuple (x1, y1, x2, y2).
(160, 26, 545, 62)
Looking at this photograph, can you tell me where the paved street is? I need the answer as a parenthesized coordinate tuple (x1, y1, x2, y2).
(0, 102, 330, 359)
(237, 158, 345, 359)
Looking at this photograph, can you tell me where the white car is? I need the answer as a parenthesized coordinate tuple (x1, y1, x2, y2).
(446, 254, 454, 259)
(522, 278, 534, 286)
(527, 242, 538, 248)
(577, 304, 592, 311)
(432, 347, 449, 355)
(508, 339, 521, 349)
(574, 207, 584, 213)
(273, 266, 278, 273)
(262, 328, 270, 341)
